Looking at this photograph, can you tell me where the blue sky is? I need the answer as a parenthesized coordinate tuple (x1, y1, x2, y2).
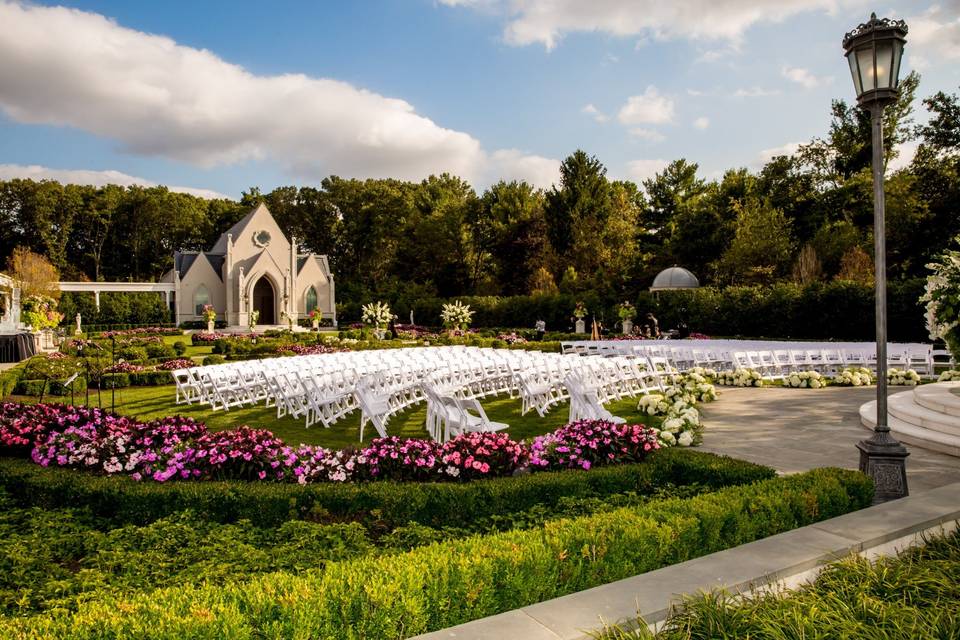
(0, 0, 957, 199)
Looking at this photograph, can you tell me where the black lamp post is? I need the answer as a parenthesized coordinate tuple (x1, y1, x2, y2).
(843, 13, 910, 503)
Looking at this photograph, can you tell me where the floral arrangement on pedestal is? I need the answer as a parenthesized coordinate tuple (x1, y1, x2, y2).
(201, 304, 217, 332)
(617, 301, 636, 334)
(922, 242, 960, 360)
(784, 370, 826, 388)
(938, 370, 960, 382)
(248, 309, 260, 330)
(573, 302, 588, 319)
(716, 368, 764, 387)
(308, 308, 322, 329)
(440, 300, 474, 332)
(887, 368, 921, 386)
(21, 295, 63, 332)
(834, 367, 875, 386)
(361, 301, 392, 332)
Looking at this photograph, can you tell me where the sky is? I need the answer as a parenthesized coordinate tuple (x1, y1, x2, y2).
(0, 0, 958, 200)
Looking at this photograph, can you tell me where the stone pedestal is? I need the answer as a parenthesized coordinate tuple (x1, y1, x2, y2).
(622, 319, 633, 335)
(207, 320, 215, 333)
(575, 319, 585, 334)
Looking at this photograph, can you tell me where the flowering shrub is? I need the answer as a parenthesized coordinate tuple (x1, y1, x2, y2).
(922, 242, 960, 359)
(687, 367, 717, 380)
(355, 437, 442, 481)
(530, 420, 659, 470)
(716, 368, 764, 387)
(279, 343, 340, 356)
(94, 327, 182, 337)
(21, 294, 63, 331)
(361, 301, 392, 328)
(440, 300, 474, 330)
(834, 367, 874, 387)
(192, 331, 230, 344)
(938, 370, 960, 382)
(156, 358, 196, 370)
(496, 332, 527, 345)
(887, 368, 921, 386)
(687, 332, 712, 340)
(658, 405, 702, 447)
(440, 432, 528, 480)
(102, 361, 144, 374)
(784, 370, 826, 389)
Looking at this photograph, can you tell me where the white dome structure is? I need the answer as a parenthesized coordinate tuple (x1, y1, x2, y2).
(650, 266, 699, 291)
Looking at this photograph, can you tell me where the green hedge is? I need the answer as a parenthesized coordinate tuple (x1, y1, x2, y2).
(12, 377, 87, 396)
(0, 450, 775, 529)
(337, 279, 927, 341)
(0, 467, 872, 638)
(58, 291, 171, 327)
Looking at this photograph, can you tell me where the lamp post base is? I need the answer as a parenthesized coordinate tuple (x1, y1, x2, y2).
(856, 432, 909, 504)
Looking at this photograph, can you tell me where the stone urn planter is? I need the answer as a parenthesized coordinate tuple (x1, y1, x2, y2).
(207, 320, 215, 333)
(312, 319, 319, 330)
(622, 319, 633, 335)
(575, 319, 586, 334)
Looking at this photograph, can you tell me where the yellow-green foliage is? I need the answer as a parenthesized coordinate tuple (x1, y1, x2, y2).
(0, 468, 872, 639)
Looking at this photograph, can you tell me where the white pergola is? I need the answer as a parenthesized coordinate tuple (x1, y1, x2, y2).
(58, 281, 179, 324)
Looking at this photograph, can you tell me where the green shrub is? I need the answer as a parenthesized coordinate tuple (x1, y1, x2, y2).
(100, 373, 130, 389)
(117, 346, 148, 362)
(173, 341, 187, 356)
(12, 377, 87, 396)
(128, 371, 171, 386)
(0, 468, 871, 638)
(145, 343, 176, 360)
(202, 355, 225, 366)
(0, 450, 775, 529)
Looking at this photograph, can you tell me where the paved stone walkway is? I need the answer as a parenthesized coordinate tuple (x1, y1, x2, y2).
(699, 386, 960, 493)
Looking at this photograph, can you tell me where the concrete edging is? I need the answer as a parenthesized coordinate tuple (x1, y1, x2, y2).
(412, 482, 960, 640)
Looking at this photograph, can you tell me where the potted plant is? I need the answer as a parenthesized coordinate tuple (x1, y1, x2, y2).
(202, 304, 217, 333)
(309, 308, 322, 330)
(248, 309, 260, 332)
(361, 301, 392, 339)
(440, 301, 474, 336)
(573, 301, 588, 334)
(618, 301, 636, 335)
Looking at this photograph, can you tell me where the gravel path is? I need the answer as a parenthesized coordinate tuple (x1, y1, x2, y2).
(698, 385, 960, 493)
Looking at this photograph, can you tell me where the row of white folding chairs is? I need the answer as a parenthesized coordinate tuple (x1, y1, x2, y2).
(565, 373, 625, 425)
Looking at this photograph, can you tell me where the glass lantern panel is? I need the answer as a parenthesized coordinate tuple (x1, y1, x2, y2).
(875, 42, 894, 89)
(847, 52, 863, 96)
(891, 40, 903, 89)
(856, 47, 875, 91)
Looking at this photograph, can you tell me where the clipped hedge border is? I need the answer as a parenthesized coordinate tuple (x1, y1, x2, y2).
(0, 468, 873, 638)
(0, 449, 775, 529)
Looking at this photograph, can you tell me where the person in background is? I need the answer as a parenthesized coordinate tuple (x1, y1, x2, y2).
(388, 316, 399, 340)
(535, 318, 546, 341)
(643, 312, 661, 339)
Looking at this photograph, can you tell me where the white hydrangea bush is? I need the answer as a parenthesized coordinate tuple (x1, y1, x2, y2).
(784, 370, 826, 389)
(887, 368, 921, 386)
(716, 368, 764, 387)
(834, 367, 875, 386)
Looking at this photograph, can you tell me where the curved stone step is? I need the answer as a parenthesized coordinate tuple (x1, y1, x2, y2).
(913, 381, 960, 417)
(886, 390, 960, 437)
(860, 400, 960, 457)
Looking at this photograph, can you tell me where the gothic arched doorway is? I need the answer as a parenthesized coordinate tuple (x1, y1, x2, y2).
(252, 277, 275, 325)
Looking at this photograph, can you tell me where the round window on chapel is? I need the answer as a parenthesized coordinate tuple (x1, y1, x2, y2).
(253, 230, 272, 248)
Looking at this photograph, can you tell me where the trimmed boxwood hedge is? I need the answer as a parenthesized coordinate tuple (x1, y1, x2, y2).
(0, 449, 775, 530)
(12, 377, 87, 396)
(0, 467, 872, 638)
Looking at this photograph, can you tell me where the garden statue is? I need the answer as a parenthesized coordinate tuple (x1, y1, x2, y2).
(75, 313, 82, 335)
(618, 302, 636, 335)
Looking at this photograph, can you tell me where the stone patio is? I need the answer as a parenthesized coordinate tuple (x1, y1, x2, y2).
(699, 385, 960, 493)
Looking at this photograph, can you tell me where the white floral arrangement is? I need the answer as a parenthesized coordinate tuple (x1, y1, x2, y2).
(637, 393, 671, 415)
(938, 370, 960, 382)
(834, 366, 875, 386)
(784, 370, 826, 389)
(440, 300, 474, 330)
(887, 368, 921, 386)
(921, 246, 960, 358)
(655, 403, 701, 448)
(361, 301, 392, 328)
(686, 367, 717, 380)
(716, 368, 763, 387)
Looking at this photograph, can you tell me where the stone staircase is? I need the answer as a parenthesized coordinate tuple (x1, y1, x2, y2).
(860, 382, 960, 457)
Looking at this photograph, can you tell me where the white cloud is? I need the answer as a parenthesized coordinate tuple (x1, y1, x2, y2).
(628, 128, 666, 142)
(581, 103, 609, 123)
(888, 140, 919, 173)
(444, 0, 859, 50)
(693, 116, 710, 130)
(757, 141, 801, 165)
(618, 86, 675, 125)
(0, 1, 551, 187)
(627, 158, 670, 182)
(906, 5, 960, 61)
(0, 163, 229, 199)
(781, 66, 832, 89)
(488, 149, 560, 189)
(687, 89, 708, 97)
(732, 87, 781, 97)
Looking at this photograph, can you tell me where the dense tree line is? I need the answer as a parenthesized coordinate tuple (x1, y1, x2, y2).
(2, 72, 959, 309)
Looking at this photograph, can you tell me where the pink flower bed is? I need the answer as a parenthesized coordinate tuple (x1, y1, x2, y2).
(529, 420, 660, 470)
(1, 403, 656, 484)
(156, 358, 196, 370)
(279, 343, 341, 356)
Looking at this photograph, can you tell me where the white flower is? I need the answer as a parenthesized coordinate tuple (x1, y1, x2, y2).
(678, 431, 694, 447)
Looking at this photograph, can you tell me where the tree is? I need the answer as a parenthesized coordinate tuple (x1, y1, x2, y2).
(642, 159, 705, 240)
(792, 243, 823, 285)
(7, 246, 60, 301)
(544, 150, 611, 259)
(714, 198, 795, 285)
(836, 246, 874, 284)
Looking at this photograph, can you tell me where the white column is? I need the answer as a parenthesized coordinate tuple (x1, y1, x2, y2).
(329, 276, 337, 327)
(94, 290, 100, 311)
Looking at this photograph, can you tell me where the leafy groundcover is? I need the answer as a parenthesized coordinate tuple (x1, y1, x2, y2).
(0, 450, 872, 639)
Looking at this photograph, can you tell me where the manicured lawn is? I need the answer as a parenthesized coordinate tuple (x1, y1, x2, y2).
(7, 383, 660, 449)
